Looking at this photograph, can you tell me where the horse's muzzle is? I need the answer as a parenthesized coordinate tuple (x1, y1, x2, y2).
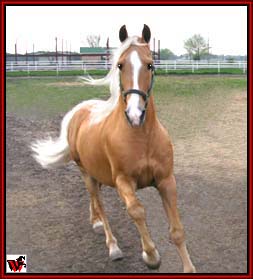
(124, 109, 146, 127)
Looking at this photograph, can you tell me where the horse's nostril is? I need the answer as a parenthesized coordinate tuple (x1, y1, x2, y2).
(124, 108, 146, 127)
(140, 110, 146, 124)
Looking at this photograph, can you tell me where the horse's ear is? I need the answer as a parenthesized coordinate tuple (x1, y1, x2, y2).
(142, 24, 151, 43)
(119, 25, 128, 42)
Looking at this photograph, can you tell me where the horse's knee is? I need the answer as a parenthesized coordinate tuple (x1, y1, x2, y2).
(127, 201, 145, 222)
(158, 176, 177, 198)
(170, 227, 185, 246)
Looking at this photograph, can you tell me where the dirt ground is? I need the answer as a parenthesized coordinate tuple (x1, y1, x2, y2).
(6, 90, 247, 273)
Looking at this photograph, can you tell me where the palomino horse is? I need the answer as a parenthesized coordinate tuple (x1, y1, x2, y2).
(31, 25, 196, 273)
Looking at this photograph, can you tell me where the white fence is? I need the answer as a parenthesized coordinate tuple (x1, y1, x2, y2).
(6, 60, 247, 75)
(156, 60, 247, 74)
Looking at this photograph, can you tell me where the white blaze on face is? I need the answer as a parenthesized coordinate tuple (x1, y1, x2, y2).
(126, 50, 143, 126)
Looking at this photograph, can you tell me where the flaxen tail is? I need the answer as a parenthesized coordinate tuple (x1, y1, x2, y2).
(31, 116, 71, 168)
(31, 100, 89, 168)
(31, 136, 70, 168)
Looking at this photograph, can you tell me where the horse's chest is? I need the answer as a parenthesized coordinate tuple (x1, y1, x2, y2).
(135, 161, 154, 188)
(123, 152, 155, 187)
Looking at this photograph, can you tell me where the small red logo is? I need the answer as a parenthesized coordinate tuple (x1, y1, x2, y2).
(6, 255, 27, 273)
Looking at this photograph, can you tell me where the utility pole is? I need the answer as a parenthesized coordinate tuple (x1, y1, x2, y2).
(106, 37, 109, 70)
(55, 37, 58, 63)
(65, 40, 68, 63)
(69, 42, 71, 63)
(62, 38, 64, 63)
(153, 38, 155, 61)
(33, 43, 35, 65)
(158, 39, 160, 61)
(15, 41, 17, 64)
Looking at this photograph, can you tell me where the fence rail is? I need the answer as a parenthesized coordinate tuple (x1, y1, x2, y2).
(6, 60, 247, 75)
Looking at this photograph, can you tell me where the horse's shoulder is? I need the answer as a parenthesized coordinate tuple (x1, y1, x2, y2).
(153, 121, 172, 146)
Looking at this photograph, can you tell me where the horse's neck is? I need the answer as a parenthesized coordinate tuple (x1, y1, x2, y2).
(143, 95, 158, 128)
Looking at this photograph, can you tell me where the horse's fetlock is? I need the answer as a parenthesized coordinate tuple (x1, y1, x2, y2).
(144, 246, 156, 256)
(106, 236, 117, 247)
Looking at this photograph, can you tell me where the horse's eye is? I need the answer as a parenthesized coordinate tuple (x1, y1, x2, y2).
(118, 64, 123, 70)
(147, 64, 154, 71)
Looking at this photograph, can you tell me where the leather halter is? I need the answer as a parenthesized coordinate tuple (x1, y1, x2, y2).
(119, 63, 155, 126)
(120, 67, 155, 109)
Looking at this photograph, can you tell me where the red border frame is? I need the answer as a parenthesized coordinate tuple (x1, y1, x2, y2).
(1, 1, 252, 278)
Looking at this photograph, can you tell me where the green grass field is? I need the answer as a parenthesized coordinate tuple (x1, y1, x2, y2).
(6, 75, 246, 142)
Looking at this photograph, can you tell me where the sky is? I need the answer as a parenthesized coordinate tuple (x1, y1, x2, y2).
(6, 6, 247, 56)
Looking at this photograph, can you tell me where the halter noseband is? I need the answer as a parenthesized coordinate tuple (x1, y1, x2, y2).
(120, 68, 155, 109)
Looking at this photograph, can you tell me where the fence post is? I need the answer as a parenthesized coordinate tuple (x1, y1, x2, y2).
(56, 63, 59, 76)
(174, 60, 177, 70)
(243, 62, 246, 74)
(27, 63, 30, 76)
(82, 62, 86, 74)
(192, 62, 194, 73)
(217, 61, 220, 74)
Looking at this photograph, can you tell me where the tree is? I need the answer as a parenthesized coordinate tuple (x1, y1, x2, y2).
(184, 34, 209, 60)
(160, 48, 175, 60)
(86, 35, 101, 48)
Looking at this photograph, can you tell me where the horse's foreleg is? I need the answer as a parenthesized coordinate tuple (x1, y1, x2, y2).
(157, 174, 196, 273)
(116, 175, 161, 269)
(83, 176, 123, 261)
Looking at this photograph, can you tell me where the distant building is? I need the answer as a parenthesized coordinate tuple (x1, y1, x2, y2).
(80, 47, 111, 61)
(6, 48, 113, 64)
(6, 51, 81, 64)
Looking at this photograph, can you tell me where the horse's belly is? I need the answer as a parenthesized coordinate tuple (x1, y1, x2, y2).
(79, 145, 114, 186)
(81, 157, 114, 187)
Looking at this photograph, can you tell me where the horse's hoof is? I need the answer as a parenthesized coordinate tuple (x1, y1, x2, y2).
(92, 221, 104, 234)
(184, 265, 196, 273)
(109, 245, 123, 261)
(142, 250, 161, 269)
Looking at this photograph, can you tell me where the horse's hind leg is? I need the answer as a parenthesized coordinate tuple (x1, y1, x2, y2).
(89, 188, 104, 234)
(157, 174, 196, 273)
(83, 175, 123, 261)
